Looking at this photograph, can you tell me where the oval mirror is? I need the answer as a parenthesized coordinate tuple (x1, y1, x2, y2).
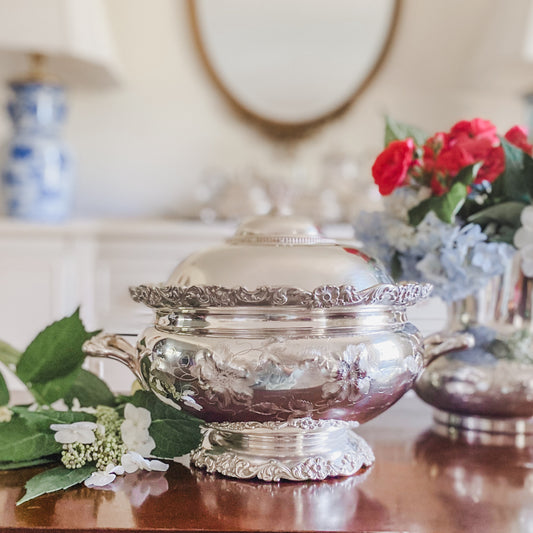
(189, 0, 400, 137)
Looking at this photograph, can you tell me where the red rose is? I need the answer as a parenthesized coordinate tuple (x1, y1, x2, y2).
(449, 118, 499, 145)
(475, 145, 505, 184)
(372, 138, 415, 196)
(434, 142, 478, 175)
(504, 125, 533, 155)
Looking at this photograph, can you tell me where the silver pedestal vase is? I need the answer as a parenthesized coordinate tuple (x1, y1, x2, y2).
(416, 255, 533, 443)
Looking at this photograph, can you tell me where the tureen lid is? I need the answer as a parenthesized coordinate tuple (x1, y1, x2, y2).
(130, 214, 431, 309)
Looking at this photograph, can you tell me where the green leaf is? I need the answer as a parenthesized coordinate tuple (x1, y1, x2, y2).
(0, 369, 8, 406)
(499, 138, 531, 202)
(17, 464, 96, 505)
(16, 308, 98, 391)
(408, 164, 478, 226)
(384, 116, 428, 146)
(0, 456, 57, 470)
(29, 368, 83, 405)
(0, 339, 21, 369)
(123, 390, 202, 424)
(64, 369, 116, 408)
(0, 417, 61, 462)
(123, 392, 203, 458)
(524, 152, 533, 199)
(10, 406, 95, 428)
(409, 182, 468, 225)
(467, 201, 525, 228)
(150, 419, 202, 459)
(490, 225, 517, 244)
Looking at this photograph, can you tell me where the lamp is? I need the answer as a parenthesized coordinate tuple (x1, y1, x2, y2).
(0, 0, 121, 222)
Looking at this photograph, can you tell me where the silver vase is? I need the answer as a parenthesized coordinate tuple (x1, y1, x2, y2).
(415, 255, 533, 442)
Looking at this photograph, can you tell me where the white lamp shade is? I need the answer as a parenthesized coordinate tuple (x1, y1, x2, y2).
(0, 0, 122, 87)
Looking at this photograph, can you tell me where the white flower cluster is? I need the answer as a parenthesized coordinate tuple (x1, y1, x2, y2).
(50, 403, 168, 489)
(514, 205, 533, 276)
(356, 190, 515, 302)
(84, 452, 168, 488)
(50, 421, 101, 444)
(120, 403, 155, 456)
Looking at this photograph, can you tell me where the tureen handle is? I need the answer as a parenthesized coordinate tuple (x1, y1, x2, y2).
(83, 333, 143, 384)
(423, 331, 475, 367)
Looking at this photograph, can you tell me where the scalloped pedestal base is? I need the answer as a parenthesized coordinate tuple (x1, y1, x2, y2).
(190, 418, 375, 482)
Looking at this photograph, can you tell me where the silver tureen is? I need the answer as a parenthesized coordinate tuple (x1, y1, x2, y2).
(84, 214, 467, 481)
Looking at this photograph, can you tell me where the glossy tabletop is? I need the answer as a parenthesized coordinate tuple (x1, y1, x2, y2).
(1, 395, 533, 533)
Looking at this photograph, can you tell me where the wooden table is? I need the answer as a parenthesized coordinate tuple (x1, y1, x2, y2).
(1, 396, 532, 533)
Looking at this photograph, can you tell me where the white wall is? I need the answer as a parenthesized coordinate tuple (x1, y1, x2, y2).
(0, 0, 532, 219)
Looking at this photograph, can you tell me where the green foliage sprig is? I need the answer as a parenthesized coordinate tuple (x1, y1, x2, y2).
(0, 310, 203, 504)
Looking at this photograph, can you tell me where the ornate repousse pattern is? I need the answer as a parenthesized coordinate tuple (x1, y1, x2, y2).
(129, 282, 432, 310)
(190, 450, 372, 482)
(321, 344, 373, 403)
(207, 418, 359, 432)
(189, 348, 254, 408)
(190, 421, 374, 482)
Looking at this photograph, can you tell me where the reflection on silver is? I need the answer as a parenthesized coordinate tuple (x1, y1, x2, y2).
(190, 418, 374, 481)
(433, 409, 533, 447)
(415, 428, 533, 522)
(83, 214, 459, 481)
(191, 454, 376, 531)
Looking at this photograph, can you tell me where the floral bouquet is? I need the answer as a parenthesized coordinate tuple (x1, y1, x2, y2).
(356, 117, 533, 302)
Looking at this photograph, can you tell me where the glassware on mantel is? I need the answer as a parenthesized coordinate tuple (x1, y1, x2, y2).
(416, 255, 533, 443)
(192, 152, 377, 225)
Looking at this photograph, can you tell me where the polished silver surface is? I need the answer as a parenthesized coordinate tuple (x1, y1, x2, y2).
(416, 256, 533, 431)
(86, 319, 426, 424)
(420, 331, 475, 366)
(83, 214, 449, 481)
(164, 214, 394, 291)
(190, 418, 374, 481)
(417, 356, 533, 419)
(432, 409, 533, 447)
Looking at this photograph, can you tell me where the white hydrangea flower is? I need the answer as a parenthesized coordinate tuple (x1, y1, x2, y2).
(71, 398, 97, 414)
(84, 463, 125, 488)
(514, 205, 533, 277)
(120, 404, 155, 456)
(121, 404, 151, 432)
(50, 421, 99, 444)
(121, 451, 169, 474)
(0, 406, 12, 422)
(147, 459, 169, 472)
(121, 452, 151, 473)
(50, 399, 69, 411)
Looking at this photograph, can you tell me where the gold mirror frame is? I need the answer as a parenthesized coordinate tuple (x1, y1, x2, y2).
(188, 0, 402, 139)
